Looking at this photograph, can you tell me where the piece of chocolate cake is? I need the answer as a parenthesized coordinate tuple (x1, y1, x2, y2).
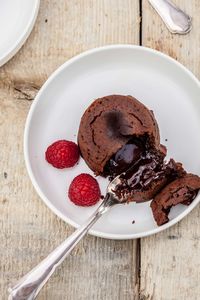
(78, 95, 162, 175)
(78, 94, 178, 202)
(78, 94, 200, 224)
(150, 174, 200, 226)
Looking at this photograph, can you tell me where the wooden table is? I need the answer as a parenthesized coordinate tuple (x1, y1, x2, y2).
(1, 1, 200, 299)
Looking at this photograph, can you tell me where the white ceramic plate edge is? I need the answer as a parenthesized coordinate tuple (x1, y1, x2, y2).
(24, 45, 200, 240)
(0, 0, 40, 67)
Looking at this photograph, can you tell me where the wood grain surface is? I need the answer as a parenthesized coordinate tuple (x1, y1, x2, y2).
(140, 1, 200, 300)
(1, 1, 199, 299)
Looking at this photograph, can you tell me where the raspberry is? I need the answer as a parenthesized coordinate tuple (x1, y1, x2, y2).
(45, 140, 79, 169)
(68, 174, 101, 206)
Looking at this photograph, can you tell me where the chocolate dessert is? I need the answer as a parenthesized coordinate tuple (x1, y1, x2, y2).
(114, 155, 185, 202)
(151, 174, 200, 226)
(78, 95, 162, 175)
(78, 94, 200, 225)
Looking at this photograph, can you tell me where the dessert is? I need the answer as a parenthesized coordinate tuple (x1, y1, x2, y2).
(114, 155, 185, 202)
(78, 95, 184, 202)
(78, 95, 162, 176)
(77, 94, 200, 225)
(151, 174, 200, 225)
(45, 95, 199, 222)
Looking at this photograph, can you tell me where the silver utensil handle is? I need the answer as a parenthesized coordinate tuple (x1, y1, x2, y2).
(8, 200, 110, 300)
(148, 0, 192, 34)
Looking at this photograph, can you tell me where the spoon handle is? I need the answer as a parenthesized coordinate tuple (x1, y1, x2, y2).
(148, 0, 192, 34)
(8, 198, 111, 300)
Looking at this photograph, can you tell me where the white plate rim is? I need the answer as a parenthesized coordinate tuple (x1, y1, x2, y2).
(24, 44, 200, 240)
(0, 0, 40, 67)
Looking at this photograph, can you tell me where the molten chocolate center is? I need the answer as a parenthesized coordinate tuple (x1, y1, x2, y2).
(104, 138, 145, 176)
(120, 151, 166, 190)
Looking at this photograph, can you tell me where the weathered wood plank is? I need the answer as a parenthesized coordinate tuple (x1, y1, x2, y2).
(0, 0, 141, 85)
(141, 1, 200, 299)
(0, 1, 140, 299)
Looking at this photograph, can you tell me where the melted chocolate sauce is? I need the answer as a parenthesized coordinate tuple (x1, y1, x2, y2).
(104, 138, 145, 176)
(122, 151, 165, 189)
(114, 153, 185, 201)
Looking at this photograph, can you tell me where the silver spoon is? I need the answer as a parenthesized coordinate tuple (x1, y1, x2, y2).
(148, 0, 192, 34)
(8, 175, 126, 300)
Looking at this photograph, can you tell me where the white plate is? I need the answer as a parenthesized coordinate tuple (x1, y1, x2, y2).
(0, 0, 40, 67)
(24, 45, 200, 239)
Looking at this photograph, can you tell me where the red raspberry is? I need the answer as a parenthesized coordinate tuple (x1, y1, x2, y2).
(45, 140, 79, 169)
(68, 174, 101, 206)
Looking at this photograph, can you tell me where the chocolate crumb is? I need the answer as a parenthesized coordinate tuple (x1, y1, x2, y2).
(100, 195, 104, 200)
(3, 172, 7, 179)
(132, 220, 135, 224)
(45, 19, 48, 23)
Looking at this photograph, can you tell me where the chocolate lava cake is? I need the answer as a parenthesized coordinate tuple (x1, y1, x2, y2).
(78, 95, 162, 175)
(78, 95, 200, 225)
